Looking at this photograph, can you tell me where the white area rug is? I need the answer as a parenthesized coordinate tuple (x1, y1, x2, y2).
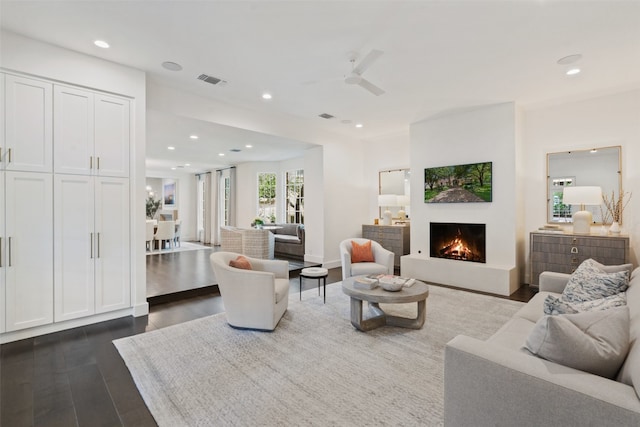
(146, 241, 211, 256)
(114, 283, 524, 426)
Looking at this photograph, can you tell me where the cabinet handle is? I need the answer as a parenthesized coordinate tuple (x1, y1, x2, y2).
(7, 237, 12, 267)
(97, 157, 100, 170)
(7, 148, 12, 164)
(90, 156, 93, 170)
(97, 233, 101, 258)
(571, 247, 578, 254)
(90, 233, 94, 259)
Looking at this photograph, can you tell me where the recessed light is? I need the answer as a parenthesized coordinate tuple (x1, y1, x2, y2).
(167, 146, 175, 150)
(590, 149, 598, 153)
(557, 54, 582, 65)
(566, 68, 581, 76)
(161, 61, 183, 71)
(189, 135, 199, 140)
(355, 123, 363, 128)
(171, 167, 176, 170)
(218, 153, 225, 156)
(245, 144, 253, 148)
(262, 93, 272, 100)
(145, 185, 152, 191)
(94, 40, 110, 49)
(185, 163, 191, 166)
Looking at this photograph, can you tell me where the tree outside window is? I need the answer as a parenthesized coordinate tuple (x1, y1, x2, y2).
(285, 169, 304, 224)
(258, 173, 276, 223)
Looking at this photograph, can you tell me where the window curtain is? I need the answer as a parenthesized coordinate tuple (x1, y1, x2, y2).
(212, 170, 221, 245)
(196, 172, 212, 244)
(228, 167, 236, 226)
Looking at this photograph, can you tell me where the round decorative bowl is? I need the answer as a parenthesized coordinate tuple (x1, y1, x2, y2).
(379, 279, 404, 292)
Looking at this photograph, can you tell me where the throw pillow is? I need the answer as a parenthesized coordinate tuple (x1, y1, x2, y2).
(562, 258, 629, 303)
(544, 293, 627, 315)
(524, 306, 630, 379)
(229, 255, 252, 270)
(351, 240, 375, 263)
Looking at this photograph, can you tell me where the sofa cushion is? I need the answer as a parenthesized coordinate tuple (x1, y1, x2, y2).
(513, 291, 553, 323)
(274, 234, 300, 243)
(562, 258, 629, 303)
(229, 255, 252, 270)
(544, 293, 627, 315)
(617, 268, 640, 398)
(351, 240, 374, 263)
(487, 317, 536, 351)
(524, 306, 630, 379)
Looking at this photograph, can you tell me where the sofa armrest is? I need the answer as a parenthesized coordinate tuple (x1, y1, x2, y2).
(539, 271, 571, 293)
(445, 335, 640, 426)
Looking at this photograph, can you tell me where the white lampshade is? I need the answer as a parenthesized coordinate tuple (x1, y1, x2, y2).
(396, 195, 410, 207)
(563, 186, 602, 234)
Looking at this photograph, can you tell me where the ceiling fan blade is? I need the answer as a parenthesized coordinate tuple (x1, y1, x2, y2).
(358, 78, 385, 96)
(353, 49, 383, 75)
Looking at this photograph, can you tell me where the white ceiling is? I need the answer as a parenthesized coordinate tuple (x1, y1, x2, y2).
(2, 1, 640, 172)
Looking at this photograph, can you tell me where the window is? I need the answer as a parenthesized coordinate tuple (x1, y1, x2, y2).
(258, 173, 276, 223)
(285, 169, 304, 224)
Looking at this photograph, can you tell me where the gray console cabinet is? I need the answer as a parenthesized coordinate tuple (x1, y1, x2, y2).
(529, 231, 629, 286)
(362, 224, 410, 267)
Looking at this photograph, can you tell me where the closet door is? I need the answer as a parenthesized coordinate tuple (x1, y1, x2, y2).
(94, 95, 129, 178)
(54, 85, 94, 175)
(54, 175, 95, 321)
(5, 171, 53, 331)
(4, 75, 53, 173)
(95, 177, 130, 313)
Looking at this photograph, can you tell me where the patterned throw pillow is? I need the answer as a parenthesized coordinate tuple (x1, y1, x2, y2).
(544, 293, 627, 315)
(229, 255, 252, 270)
(561, 259, 629, 304)
(351, 240, 375, 263)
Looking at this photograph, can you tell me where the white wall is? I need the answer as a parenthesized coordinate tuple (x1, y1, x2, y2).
(1, 31, 148, 315)
(523, 89, 640, 276)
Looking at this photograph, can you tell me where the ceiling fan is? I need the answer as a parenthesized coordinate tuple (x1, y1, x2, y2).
(344, 49, 385, 96)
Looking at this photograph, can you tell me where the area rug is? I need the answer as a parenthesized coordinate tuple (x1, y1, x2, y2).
(114, 283, 524, 426)
(146, 241, 211, 256)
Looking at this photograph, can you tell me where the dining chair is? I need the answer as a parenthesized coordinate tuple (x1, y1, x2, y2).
(154, 221, 176, 250)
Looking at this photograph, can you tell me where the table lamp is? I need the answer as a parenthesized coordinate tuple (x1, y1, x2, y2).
(562, 186, 602, 234)
(378, 194, 397, 226)
(396, 195, 410, 220)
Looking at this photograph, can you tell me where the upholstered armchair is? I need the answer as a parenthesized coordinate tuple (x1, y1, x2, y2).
(241, 229, 275, 259)
(339, 238, 394, 280)
(210, 252, 290, 331)
(220, 226, 244, 253)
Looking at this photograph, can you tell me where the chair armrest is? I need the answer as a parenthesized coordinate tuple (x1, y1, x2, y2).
(341, 250, 352, 280)
(372, 245, 395, 274)
(445, 335, 640, 426)
(539, 271, 571, 293)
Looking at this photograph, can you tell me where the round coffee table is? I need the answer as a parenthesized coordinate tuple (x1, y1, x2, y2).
(341, 276, 429, 331)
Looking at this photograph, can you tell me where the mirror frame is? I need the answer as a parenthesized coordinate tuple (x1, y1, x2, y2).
(379, 168, 410, 220)
(546, 145, 622, 225)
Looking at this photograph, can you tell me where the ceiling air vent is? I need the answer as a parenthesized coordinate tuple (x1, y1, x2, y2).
(230, 148, 241, 153)
(318, 113, 334, 119)
(197, 74, 227, 86)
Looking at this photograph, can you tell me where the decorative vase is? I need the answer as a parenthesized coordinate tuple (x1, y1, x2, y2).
(609, 221, 621, 235)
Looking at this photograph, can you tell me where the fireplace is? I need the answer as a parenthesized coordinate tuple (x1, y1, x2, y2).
(430, 222, 486, 263)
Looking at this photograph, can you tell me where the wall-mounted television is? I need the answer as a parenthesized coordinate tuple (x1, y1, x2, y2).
(424, 161, 492, 203)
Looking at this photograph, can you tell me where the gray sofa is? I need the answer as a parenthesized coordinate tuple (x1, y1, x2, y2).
(444, 266, 640, 426)
(271, 223, 304, 260)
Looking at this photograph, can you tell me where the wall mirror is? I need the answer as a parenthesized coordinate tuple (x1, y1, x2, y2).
(379, 168, 410, 219)
(547, 146, 621, 224)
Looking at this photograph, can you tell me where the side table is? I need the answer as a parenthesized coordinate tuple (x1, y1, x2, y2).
(299, 267, 329, 303)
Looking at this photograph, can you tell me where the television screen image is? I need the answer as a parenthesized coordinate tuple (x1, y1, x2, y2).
(424, 161, 492, 203)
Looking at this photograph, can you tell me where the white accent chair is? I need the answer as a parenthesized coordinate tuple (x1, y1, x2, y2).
(145, 220, 155, 251)
(210, 252, 290, 331)
(154, 220, 175, 250)
(339, 238, 394, 280)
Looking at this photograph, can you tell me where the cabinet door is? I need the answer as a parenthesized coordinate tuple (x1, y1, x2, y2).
(5, 172, 53, 331)
(1, 73, 4, 170)
(54, 86, 94, 175)
(0, 172, 5, 333)
(54, 175, 95, 321)
(4, 75, 53, 173)
(94, 95, 129, 177)
(95, 177, 130, 313)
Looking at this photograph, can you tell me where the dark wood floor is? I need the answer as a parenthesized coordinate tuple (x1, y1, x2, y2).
(2, 253, 536, 427)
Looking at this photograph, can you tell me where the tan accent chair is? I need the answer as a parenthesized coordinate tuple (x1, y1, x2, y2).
(339, 238, 394, 280)
(242, 229, 275, 259)
(210, 252, 289, 331)
(220, 226, 243, 253)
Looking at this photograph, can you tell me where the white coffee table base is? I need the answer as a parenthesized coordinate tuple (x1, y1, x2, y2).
(349, 299, 426, 331)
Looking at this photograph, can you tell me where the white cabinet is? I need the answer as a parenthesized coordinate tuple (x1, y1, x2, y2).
(54, 86, 129, 177)
(4, 172, 54, 332)
(54, 176, 130, 321)
(0, 173, 5, 333)
(3, 74, 53, 173)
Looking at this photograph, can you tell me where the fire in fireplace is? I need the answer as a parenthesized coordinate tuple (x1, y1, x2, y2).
(430, 222, 486, 263)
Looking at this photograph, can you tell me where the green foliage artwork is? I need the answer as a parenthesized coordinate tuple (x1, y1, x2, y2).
(146, 196, 162, 219)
